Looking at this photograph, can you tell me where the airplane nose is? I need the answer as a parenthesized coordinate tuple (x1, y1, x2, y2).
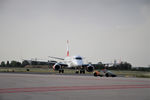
(75, 60, 83, 66)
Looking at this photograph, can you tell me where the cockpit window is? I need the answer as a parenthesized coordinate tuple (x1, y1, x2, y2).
(75, 57, 82, 60)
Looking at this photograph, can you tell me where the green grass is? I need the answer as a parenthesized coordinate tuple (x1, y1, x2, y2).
(111, 70, 150, 78)
(0, 67, 93, 74)
(0, 67, 150, 78)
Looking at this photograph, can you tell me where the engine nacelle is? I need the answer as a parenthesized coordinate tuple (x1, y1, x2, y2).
(86, 64, 94, 72)
(53, 63, 61, 71)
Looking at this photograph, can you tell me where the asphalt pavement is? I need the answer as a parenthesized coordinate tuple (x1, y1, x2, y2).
(0, 73, 150, 100)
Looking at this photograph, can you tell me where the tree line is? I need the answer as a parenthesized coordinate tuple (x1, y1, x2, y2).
(0, 60, 51, 67)
(93, 61, 132, 70)
(0, 60, 149, 71)
(0, 61, 22, 67)
(94, 61, 150, 71)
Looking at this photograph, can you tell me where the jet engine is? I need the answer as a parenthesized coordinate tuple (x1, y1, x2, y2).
(86, 64, 94, 72)
(53, 63, 61, 71)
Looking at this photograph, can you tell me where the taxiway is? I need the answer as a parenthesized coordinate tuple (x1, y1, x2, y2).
(0, 73, 150, 100)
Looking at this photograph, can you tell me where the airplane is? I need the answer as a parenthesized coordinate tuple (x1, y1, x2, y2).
(22, 58, 56, 65)
(48, 40, 94, 74)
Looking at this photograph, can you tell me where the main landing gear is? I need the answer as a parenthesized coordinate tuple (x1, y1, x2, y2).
(80, 70, 85, 74)
(59, 69, 64, 73)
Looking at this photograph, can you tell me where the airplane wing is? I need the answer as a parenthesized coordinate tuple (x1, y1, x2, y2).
(48, 60, 68, 67)
(48, 56, 64, 60)
(58, 62, 68, 67)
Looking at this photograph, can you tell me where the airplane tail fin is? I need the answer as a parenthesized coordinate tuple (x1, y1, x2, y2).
(67, 40, 69, 56)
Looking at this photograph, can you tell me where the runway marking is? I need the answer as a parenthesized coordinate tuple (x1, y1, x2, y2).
(0, 84, 150, 94)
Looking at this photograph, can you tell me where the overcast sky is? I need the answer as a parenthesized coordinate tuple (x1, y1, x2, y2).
(0, 0, 150, 67)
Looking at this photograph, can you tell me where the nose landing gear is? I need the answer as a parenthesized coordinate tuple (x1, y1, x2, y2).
(59, 69, 64, 73)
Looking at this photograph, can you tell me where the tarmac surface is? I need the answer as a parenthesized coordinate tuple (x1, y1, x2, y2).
(0, 73, 150, 100)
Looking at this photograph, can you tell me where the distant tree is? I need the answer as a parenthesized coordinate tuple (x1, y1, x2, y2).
(10, 61, 21, 67)
(93, 62, 105, 69)
(1, 61, 5, 67)
(116, 62, 132, 70)
(6, 61, 10, 67)
(10, 60, 16, 67)
(16, 62, 21, 67)
(132, 67, 150, 72)
(110, 61, 132, 70)
(22, 60, 30, 67)
(98, 62, 103, 65)
(124, 62, 132, 70)
(10, 61, 17, 67)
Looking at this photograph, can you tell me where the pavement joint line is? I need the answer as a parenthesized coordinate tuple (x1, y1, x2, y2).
(0, 84, 150, 94)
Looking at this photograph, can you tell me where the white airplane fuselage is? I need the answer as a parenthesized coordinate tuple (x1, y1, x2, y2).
(64, 55, 83, 67)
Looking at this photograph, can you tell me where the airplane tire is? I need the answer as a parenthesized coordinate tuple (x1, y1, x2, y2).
(62, 70, 64, 73)
(94, 73, 97, 77)
(105, 73, 109, 77)
(80, 70, 82, 74)
(83, 70, 85, 74)
(59, 70, 61, 73)
(76, 71, 79, 74)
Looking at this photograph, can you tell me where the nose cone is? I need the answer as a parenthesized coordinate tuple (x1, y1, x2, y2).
(74, 60, 83, 66)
